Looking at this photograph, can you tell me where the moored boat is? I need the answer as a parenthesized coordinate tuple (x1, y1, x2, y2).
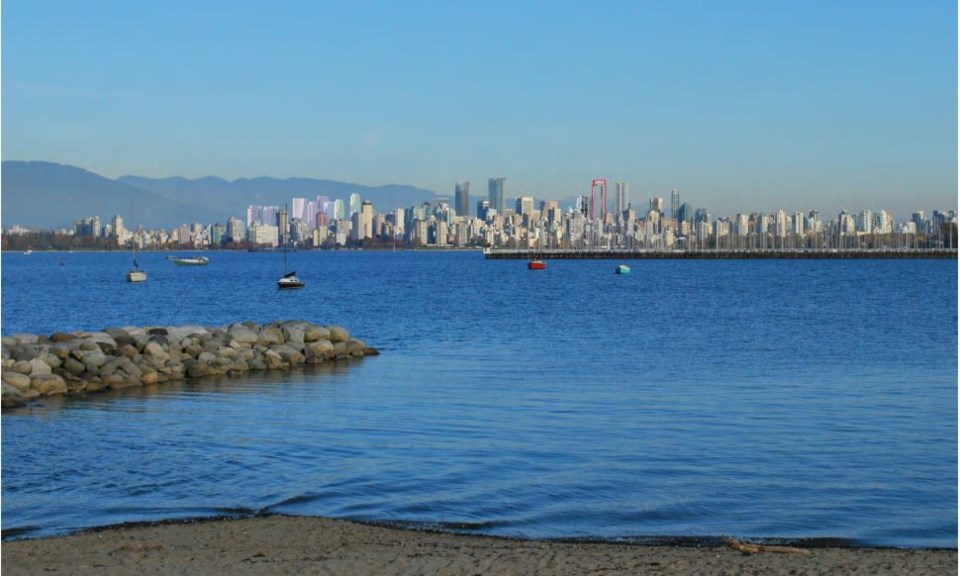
(278, 271, 305, 289)
(615, 264, 631, 274)
(169, 256, 209, 266)
(528, 259, 546, 270)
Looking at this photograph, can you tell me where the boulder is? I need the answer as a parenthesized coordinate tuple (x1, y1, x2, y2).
(328, 326, 349, 342)
(11, 360, 33, 375)
(228, 324, 259, 344)
(78, 332, 118, 354)
(80, 350, 108, 372)
(40, 353, 62, 369)
(62, 357, 86, 376)
(2, 382, 25, 408)
(31, 374, 67, 396)
(9, 333, 39, 345)
(28, 358, 52, 376)
(50, 332, 77, 343)
(143, 342, 170, 362)
(2, 370, 32, 392)
(257, 327, 284, 346)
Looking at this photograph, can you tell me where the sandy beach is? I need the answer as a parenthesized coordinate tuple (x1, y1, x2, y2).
(1, 515, 955, 576)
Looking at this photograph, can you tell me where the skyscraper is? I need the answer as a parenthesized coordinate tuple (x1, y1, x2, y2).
(455, 181, 470, 216)
(349, 193, 361, 216)
(614, 181, 629, 217)
(488, 177, 505, 214)
(670, 188, 680, 220)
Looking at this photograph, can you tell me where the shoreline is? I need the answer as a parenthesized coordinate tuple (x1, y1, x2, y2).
(2, 515, 956, 576)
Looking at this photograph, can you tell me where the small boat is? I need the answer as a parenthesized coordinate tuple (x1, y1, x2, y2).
(528, 259, 546, 270)
(127, 252, 147, 283)
(278, 271, 305, 289)
(126, 268, 147, 283)
(168, 255, 209, 266)
(615, 264, 631, 274)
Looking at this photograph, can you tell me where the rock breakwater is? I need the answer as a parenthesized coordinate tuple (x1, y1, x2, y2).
(1, 321, 378, 409)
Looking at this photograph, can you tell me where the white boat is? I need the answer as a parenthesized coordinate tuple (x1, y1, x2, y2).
(127, 246, 147, 283)
(169, 255, 209, 266)
(615, 264, 631, 274)
(278, 271, 305, 289)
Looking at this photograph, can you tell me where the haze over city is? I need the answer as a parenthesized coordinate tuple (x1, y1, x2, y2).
(2, 0, 956, 219)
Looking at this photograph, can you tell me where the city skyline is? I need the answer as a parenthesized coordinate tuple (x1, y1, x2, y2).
(2, 1, 956, 221)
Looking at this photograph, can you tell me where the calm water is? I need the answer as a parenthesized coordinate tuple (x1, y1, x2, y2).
(1, 250, 957, 547)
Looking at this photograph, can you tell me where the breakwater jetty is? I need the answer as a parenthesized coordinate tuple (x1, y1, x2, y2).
(0, 321, 378, 409)
(484, 248, 958, 260)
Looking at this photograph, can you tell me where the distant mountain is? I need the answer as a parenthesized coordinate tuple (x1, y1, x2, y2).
(2, 161, 442, 230)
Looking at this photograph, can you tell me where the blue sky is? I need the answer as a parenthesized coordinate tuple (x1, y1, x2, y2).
(3, 0, 957, 218)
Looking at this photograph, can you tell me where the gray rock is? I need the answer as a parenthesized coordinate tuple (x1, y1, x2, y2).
(143, 342, 170, 362)
(2, 371, 32, 391)
(80, 350, 108, 372)
(9, 333, 39, 345)
(62, 357, 86, 376)
(29, 358, 53, 376)
(12, 360, 33, 375)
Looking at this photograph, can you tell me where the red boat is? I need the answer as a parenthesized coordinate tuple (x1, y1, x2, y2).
(528, 259, 546, 270)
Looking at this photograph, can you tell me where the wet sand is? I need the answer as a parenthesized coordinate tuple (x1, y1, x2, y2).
(2, 515, 956, 575)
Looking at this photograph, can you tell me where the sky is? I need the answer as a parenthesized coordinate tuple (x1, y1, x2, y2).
(2, 0, 957, 219)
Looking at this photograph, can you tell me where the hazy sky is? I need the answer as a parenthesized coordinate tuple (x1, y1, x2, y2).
(3, 0, 957, 218)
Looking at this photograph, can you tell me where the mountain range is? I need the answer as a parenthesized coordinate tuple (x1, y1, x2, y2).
(1, 161, 444, 230)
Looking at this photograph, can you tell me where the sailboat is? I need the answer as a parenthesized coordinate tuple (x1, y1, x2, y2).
(277, 235, 304, 289)
(126, 241, 147, 282)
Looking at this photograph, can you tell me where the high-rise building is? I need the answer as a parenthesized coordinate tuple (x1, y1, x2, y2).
(477, 200, 490, 220)
(361, 200, 373, 239)
(614, 181, 629, 217)
(649, 197, 664, 213)
(111, 214, 125, 239)
(277, 208, 289, 245)
(670, 188, 680, 220)
(516, 196, 534, 215)
(455, 181, 470, 216)
(333, 199, 346, 220)
(488, 177, 505, 214)
(349, 193, 361, 216)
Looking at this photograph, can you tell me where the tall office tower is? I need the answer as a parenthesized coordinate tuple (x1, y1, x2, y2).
(670, 188, 680, 220)
(277, 208, 289, 245)
(261, 206, 279, 227)
(92, 216, 102, 238)
(111, 214, 125, 239)
(516, 196, 534, 215)
(488, 177, 505, 214)
(455, 181, 470, 216)
(360, 200, 374, 239)
(316, 211, 329, 229)
(292, 198, 308, 223)
(614, 181, 629, 217)
(793, 211, 805, 235)
(393, 208, 406, 239)
(858, 210, 874, 234)
(246, 206, 259, 227)
(649, 197, 664, 213)
(349, 193, 361, 216)
(333, 199, 346, 220)
(226, 216, 246, 243)
(477, 200, 490, 220)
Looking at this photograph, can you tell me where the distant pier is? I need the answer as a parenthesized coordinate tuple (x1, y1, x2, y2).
(484, 248, 958, 260)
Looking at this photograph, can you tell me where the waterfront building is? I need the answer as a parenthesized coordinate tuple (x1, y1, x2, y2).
(248, 223, 279, 247)
(649, 197, 664, 214)
(455, 181, 470, 216)
(670, 188, 680, 220)
(226, 217, 246, 243)
(211, 223, 225, 245)
(349, 193, 361, 216)
(858, 210, 874, 234)
(110, 215, 125, 240)
(488, 177, 505, 214)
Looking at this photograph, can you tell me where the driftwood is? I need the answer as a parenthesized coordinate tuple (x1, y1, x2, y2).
(725, 538, 810, 555)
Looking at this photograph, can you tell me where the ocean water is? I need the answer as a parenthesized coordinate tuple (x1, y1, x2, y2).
(1, 250, 957, 548)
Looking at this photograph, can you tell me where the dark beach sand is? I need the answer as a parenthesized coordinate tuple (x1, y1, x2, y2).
(2, 515, 956, 575)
